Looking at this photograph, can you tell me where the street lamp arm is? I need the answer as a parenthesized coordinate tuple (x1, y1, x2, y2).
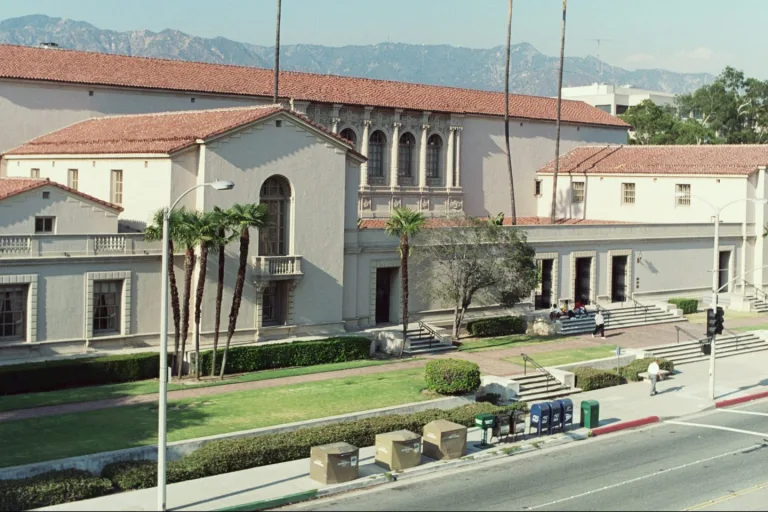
(686, 193, 718, 212)
(169, 184, 206, 213)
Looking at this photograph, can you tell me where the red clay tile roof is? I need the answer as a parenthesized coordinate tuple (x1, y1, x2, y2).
(0, 177, 123, 211)
(0, 44, 628, 129)
(538, 145, 768, 176)
(359, 217, 626, 230)
(4, 105, 362, 157)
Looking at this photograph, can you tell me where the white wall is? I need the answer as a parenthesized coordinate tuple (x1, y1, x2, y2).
(0, 184, 118, 234)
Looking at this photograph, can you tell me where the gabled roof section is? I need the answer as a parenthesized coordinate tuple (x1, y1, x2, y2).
(538, 145, 768, 176)
(0, 177, 124, 211)
(3, 105, 364, 158)
(0, 44, 629, 129)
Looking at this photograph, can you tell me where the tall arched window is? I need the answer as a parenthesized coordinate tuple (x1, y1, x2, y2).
(259, 176, 291, 256)
(426, 134, 442, 178)
(398, 132, 415, 177)
(368, 131, 386, 178)
(339, 128, 357, 149)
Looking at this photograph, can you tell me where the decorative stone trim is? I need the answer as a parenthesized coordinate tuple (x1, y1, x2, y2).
(569, 251, 597, 304)
(531, 252, 559, 306)
(287, 280, 299, 325)
(0, 274, 38, 343)
(607, 249, 633, 303)
(369, 259, 401, 326)
(253, 280, 270, 329)
(85, 271, 131, 338)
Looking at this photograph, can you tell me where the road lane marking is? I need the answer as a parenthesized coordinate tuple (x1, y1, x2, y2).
(665, 420, 768, 438)
(684, 480, 768, 510)
(525, 446, 752, 510)
(718, 409, 768, 418)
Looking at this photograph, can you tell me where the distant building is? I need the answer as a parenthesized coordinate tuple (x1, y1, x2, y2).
(561, 84, 677, 116)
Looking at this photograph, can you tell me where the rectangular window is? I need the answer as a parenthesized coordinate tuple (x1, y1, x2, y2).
(572, 182, 585, 204)
(67, 169, 79, 190)
(34, 216, 55, 233)
(30, 168, 40, 179)
(535, 180, 542, 196)
(615, 105, 629, 115)
(595, 105, 612, 113)
(0, 286, 26, 340)
(93, 281, 121, 334)
(676, 184, 691, 206)
(622, 183, 636, 204)
(111, 170, 123, 204)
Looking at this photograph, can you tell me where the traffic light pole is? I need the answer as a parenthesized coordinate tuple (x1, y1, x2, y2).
(709, 212, 719, 401)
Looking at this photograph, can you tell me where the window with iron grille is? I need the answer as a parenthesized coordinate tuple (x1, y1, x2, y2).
(622, 183, 636, 204)
(572, 182, 585, 203)
(34, 216, 55, 233)
(111, 170, 123, 204)
(426, 134, 442, 178)
(535, 180, 543, 196)
(339, 128, 357, 149)
(398, 132, 415, 177)
(93, 281, 121, 334)
(0, 286, 26, 341)
(30, 168, 40, 179)
(259, 176, 290, 256)
(68, 169, 79, 190)
(676, 184, 691, 206)
(262, 282, 284, 326)
(368, 131, 386, 177)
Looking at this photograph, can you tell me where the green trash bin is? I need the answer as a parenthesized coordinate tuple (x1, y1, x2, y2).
(580, 400, 600, 429)
(475, 413, 496, 446)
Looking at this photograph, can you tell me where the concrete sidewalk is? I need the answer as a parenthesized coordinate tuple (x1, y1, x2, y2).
(40, 350, 768, 511)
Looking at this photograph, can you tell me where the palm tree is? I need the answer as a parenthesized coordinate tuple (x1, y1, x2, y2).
(190, 211, 219, 380)
(220, 203, 269, 379)
(176, 209, 200, 380)
(550, 0, 568, 224)
(208, 206, 235, 377)
(145, 209, 183, 374)
(384, 207, 426, 358)
(504, 0, 517, 225)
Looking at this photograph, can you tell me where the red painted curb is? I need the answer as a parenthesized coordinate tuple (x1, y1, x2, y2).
(590, 416, 660, 436)
(716, 391, 768, 409)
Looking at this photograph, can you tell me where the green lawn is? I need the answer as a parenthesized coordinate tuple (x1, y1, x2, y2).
(0, 359, 404, 413)
(457, 335, 570, 353)
(685, 310, 762, 325)
(734, 323, 768, 332)
(504, 345, 617, 368)
(0, 367, 430, 468)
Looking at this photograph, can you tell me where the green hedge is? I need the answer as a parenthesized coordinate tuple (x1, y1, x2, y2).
(199, 336, 372, 376)
(0, 470, 113, 512)
(102, 402, 527, 491)
(424, 359, 481, 395)
(668, 298, 698, 315)
(466, 316, 525, 337)
(0, 353, 160, 396)
(573, 367, 626, 391)
(620, 358, 675, 382)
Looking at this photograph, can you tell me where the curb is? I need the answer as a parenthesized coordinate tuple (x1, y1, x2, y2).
(716, 391, 768, 409)
(216, 490, 319, 511)
(589, 416, 660, 437)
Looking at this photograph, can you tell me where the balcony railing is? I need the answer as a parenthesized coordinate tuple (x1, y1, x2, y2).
(0, 234, 163, 258)
(251, 255, 304, 278)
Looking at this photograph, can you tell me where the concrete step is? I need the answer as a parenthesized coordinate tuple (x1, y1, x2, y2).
(561, 316, 685, 335)
(652, 340, 767, 362)
(513, 374, 553, 384)
(403, 345, 456, 355)
(662, 344, 768, 366)
(516, 387, 582, 403)
(648, 333, 759, 351)
(648, 335, 761, 354)
(408, 335, 437, 343)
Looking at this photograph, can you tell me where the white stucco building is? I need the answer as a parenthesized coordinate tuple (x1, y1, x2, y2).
(561, 83, 677, 116)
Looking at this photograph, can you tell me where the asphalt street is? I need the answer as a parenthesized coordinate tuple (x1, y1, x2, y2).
(286, 399, 768, 511)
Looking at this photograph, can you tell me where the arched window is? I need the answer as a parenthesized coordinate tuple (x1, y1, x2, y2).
(339, 128, 357, 149)
(426, 134, 442, 179)
(368, 131, 386, 178)
(398, 132, 415, 177)
(259, 176, 291, 256)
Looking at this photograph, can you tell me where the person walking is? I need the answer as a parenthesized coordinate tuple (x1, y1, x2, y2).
(648, 359, 661, 396)
(592, 310, 605, 339)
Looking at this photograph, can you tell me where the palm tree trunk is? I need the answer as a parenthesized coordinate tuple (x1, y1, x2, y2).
(550, 0, 568, 224)
(273, 0, 282, 104)
(398, 235, 409, 358)
(221, 229, 250, 379)
(193, 244, 209, 380)
(179, 246, 196, 380)
(167, 240, 182, 375)
(211, 232, 226, 377)
(504, 0, 517, 225)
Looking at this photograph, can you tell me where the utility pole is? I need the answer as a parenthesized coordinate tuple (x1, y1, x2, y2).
(273, 0, 282, 104)
(550, 0, 567, 224)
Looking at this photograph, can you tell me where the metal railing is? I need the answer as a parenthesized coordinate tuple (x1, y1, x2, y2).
(521, 353, 563, 392)
(630, 297, 649, 323)
(675, 325, 700, 345)
(745, 280, 768, 304)
(416, 321, 442, 349)
(252, 255, 303, 276)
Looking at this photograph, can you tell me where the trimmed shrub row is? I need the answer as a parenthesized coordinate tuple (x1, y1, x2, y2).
(620, 357, 675, 382)
(425, 359, 481, 395)
(0, 353, 161, 396)
(198, 336, 372, 376)
(0, 470, 113, 512)
(466, 316, 525, 338)
(668, 298, 698, 315)
(102, 402, 528, 491)
(573, 367, 626, 391)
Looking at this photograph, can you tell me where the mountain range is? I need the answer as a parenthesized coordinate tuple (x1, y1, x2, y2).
(0, 14, 714, 97)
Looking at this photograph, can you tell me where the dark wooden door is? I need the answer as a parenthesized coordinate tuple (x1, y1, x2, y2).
(537, 259, 554, 309)
(575, 257, 591, 305)
(611, 256, 628, 303)
(718, 251, 731, 293)
(375, 268, 392, 324)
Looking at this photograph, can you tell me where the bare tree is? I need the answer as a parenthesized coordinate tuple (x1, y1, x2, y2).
(412, 217, 537, 340)
(550, 0, 568, 224)
(504, 0, 517, 225)
(273, 0, 282, 104)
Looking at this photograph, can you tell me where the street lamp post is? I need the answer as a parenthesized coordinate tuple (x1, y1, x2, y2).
(158, 180, 234, 511)
(677, 193, 767, 401)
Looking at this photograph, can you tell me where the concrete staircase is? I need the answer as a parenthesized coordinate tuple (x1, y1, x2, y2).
(646, 332, 768, 366)
(559, 304, 684, 336)
(513, 372, 582, 402)
(745, 295, 768, 313)
(403, 325, 456, 355)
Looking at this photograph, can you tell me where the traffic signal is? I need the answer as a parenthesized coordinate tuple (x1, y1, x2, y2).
(706, 308, 717, 337)
(715, 306, 725, 335)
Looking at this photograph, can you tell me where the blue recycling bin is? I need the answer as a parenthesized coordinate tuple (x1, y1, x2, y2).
(529, 402, 552, 437)
(549, 400, 563, 434)
(552, 398, 574, 432)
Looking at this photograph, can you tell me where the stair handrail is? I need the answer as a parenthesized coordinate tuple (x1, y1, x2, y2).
(744, 280, 768, 304)
(417, 321, 442, 349)
(674, 325, 700, 345)
(630, 296, 649, 323)
(520, 353, 562, 393)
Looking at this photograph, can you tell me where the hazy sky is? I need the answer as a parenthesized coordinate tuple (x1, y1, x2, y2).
(3, 0, 764, 78)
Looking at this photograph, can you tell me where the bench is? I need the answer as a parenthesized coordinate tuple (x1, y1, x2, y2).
(637, 370, 672, 381)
